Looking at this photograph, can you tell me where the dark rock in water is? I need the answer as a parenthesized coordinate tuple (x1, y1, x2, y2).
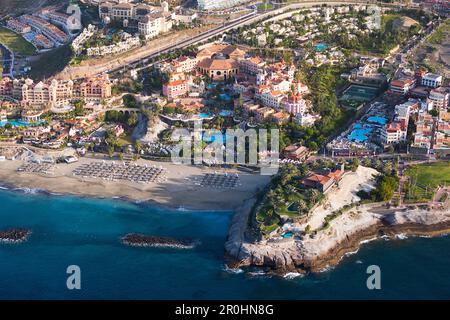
(121, 234, 197, 249)
(0, 228, 31, 243)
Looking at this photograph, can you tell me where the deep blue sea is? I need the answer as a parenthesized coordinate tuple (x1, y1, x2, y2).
(0, 188, 450, 299)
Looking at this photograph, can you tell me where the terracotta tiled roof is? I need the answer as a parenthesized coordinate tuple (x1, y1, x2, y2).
(166, 79, 187, 87)
(303, 173, 331, 186)
(197, 58, 237, 70)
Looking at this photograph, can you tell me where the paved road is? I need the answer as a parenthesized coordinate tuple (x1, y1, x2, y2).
(108, 0, 405, 75)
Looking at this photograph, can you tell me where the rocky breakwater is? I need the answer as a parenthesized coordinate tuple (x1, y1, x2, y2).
(0, 228, 31, 244)
(225, 201, 450, 273)
(121, 233, 197, 249)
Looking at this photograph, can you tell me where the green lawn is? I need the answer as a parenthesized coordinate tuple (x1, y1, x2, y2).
(257, 2, 274, 11)
(0, 27, 36, 56)
(405, 161, 450, 202)
(116, 131, 134, 147)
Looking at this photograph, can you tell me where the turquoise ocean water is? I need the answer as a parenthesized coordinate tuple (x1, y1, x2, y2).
(0, 188, 450, 299)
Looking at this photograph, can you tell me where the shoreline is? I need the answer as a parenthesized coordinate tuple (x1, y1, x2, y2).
(0, 158, 271, 211)
(3, 159, 450, 277)
(225, 200, 450, 274)
(302, 221, 450, 273)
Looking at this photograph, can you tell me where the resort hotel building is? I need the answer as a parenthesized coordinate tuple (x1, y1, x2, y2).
(0, 75, 112, 108)
(421, 73, 443, 88)
(99, 1, 173, 38)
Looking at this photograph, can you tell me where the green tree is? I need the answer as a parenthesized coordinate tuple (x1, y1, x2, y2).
(305, 225, 311, 234)
(351, 158, 360, 172)
(134, 140, 142, 154)
(127, 112, 138, 127)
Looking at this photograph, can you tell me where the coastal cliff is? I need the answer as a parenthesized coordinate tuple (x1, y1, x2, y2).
(225, 201, 450, 273)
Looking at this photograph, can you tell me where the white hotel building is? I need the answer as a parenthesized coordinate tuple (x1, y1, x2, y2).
(138, 11, 173, 39)
(99, 1, 173, 39)
(421, 73, 443, 88)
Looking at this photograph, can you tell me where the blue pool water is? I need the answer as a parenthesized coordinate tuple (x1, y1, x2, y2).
(282, 232, 293, 238)
(315, 43, 328, 52)
(198, 113, 213, 119)
(219, 93, 232, 102)
(202, 133, 234, 143)
(348, 127, 373, 143)
(0, 120, 36, 127)
(198, 111, 233, 120)
(1, 189, 450, 299)
(367, 117, 387, 125)
(219, 110, 233, 117)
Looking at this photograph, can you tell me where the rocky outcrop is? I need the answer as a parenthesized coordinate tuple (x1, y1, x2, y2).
(0, 228, 31, 244)
(121, 233, 197, 249)
(225, 201, 450, 273)
(225, 199, 307, 272)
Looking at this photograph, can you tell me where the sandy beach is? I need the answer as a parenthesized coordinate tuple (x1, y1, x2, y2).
(0, 157, 271, 210)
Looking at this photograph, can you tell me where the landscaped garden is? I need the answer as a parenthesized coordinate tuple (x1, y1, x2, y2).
(405, 161, 450, 203)
(0, 27, 36, 55)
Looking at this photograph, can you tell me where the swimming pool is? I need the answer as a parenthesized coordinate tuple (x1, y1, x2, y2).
(0, 120, 37, 127)
(198, 113, 213, 119)
(282, 232, 294, 238)
(219, 93, 232, 102)
(219, 110, 233, 117)
(348, 127, 373, 143)
(367, 116, 387, 125)
(202, 133, 239, 144)
(315, 43, 328, 52)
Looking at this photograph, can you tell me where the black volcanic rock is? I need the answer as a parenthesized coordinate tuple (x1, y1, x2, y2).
(121, 234, 196, 249)
(0, 228, 31, 243)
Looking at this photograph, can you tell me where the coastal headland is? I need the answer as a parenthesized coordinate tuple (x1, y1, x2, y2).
(225, 166, 450, 274)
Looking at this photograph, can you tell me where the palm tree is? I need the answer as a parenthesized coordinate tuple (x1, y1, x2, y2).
(310, 189, 321, 204)
(134, 140, 142, 154)
(297, 200, 308, 215)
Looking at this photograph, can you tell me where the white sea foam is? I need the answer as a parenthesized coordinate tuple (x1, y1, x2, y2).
(14, 187, 41, 194)
(248, 270, 268, 277)
(318, 265, 335, 273)
(345, 249, 360, 257)
(223, 265, 244, 274)
(360, 237, 378, 245)
(395, 233, 408, 240)
(283, 272, 303, 280)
